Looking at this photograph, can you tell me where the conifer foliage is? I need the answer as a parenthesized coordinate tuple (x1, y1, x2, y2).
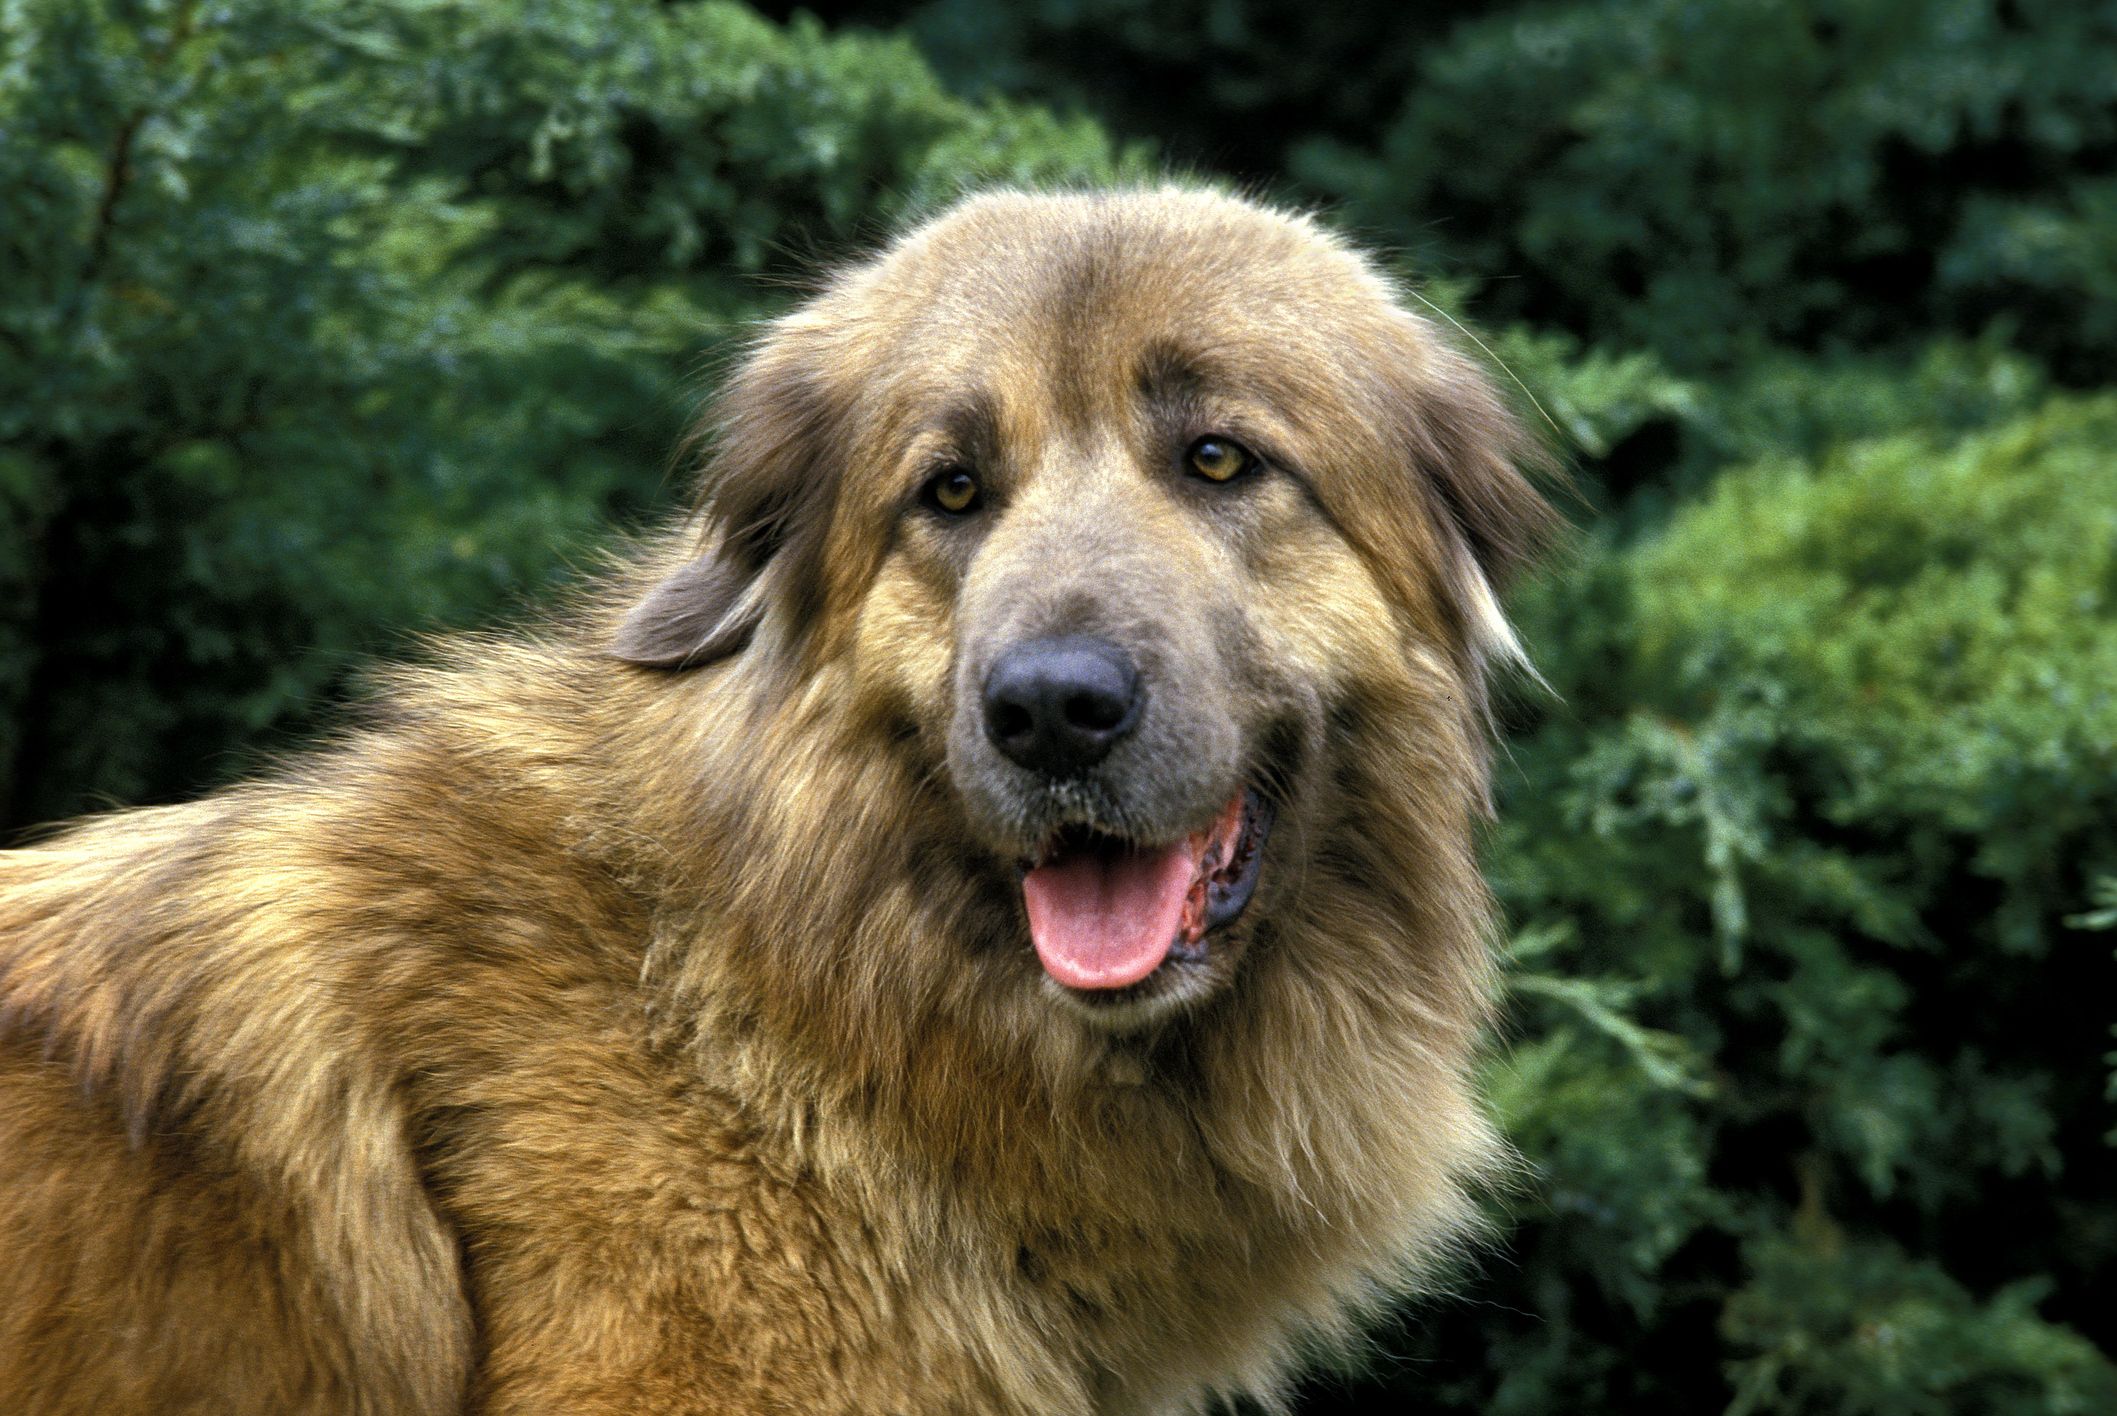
(4, 3, 2111, 1411)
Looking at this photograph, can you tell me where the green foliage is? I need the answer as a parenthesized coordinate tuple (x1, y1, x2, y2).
(766, 0, 1496, 181)
(2067, 878, 2117, 1149)
(1427, 395, 2117, 1413)
(367, 1, 1132, 291)
(1723, 1233, 2117, 1416)
(1298, 0, 2117, 378)
(1626, 404, 2116, 873)
(0, 0, 1130, 826)
(806, 0, 2117, 388)
(4, 2, 2111, 1414)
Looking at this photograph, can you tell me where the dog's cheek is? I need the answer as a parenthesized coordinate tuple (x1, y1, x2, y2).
(848, 558, 959, 739)
(1243, 521, 1415, 703)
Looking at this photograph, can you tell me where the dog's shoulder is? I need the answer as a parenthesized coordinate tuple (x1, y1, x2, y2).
(0, 782, 483, 1414)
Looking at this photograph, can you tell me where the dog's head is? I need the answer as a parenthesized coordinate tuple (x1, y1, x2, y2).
(615, 188, 1554, 1033)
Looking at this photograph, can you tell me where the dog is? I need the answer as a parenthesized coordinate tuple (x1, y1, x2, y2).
(0, 187, 1554, 1414)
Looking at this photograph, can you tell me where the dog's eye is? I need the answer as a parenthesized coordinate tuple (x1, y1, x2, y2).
(1186, 437, 1253, 483)
(923, 467, 983, 516)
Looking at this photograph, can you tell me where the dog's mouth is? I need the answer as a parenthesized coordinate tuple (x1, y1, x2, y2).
(1018, 787, 1274, 993)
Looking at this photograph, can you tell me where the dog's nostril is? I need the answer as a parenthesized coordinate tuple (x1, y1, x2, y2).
(982, 636, 1142, 778)
(1063, 692, 1125, 732)
(991, 702, 1035, 743)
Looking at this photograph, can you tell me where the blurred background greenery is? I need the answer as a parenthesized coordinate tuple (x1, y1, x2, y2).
(3, 1, 2112, 1410)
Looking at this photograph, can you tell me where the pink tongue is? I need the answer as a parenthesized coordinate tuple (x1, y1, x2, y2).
(1022, 841, 1197, 990)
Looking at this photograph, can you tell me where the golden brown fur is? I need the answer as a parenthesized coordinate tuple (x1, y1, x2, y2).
(0, 188, 1554, 1414)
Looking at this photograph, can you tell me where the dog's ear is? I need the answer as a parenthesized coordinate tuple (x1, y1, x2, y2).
(1387, 313, 1564, 675)
(1400, 326, 1560, 593)
(609, 548, 759, 668)
(610, 322, 841, 671)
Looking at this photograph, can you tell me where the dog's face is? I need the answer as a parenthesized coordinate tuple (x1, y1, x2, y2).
(616, 190, 1550, 1032)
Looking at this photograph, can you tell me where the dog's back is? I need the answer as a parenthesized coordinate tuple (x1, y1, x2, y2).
(0, 797, 475, 1414)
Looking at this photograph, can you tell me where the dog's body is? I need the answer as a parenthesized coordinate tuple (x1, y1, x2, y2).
(0, 189, 1552, 1414)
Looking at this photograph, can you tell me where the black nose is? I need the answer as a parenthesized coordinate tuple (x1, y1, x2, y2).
(982, 636, 1143, 778)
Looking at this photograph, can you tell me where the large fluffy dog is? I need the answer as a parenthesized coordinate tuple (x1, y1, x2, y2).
(0, 188, 1552, 1414)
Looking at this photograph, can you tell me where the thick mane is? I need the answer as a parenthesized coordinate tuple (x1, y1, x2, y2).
(613, 576, 1505, 1402)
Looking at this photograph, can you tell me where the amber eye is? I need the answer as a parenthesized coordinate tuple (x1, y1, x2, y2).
(1186, 437, 1252, 483)
(923, 467, 982, 515)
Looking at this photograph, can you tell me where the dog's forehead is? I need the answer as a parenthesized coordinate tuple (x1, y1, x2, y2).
(830, 190, 1407, 440)
(942, 194, 1371, 319)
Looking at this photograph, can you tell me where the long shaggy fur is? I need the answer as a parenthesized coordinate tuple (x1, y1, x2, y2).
(0, 187, 1554, 1414)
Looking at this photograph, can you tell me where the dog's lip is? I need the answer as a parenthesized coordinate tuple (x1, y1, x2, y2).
(1200, 788, 1273, 936)
(1016, 788, 1269, 878)
(1016, 786, 1275, 992)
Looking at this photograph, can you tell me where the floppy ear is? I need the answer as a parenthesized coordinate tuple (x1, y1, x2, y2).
(609, 321, 842, 671)
(1392, 316, 1563, 673)
(609, 547, 760, 669)
(1403, 329, 1559, 591)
